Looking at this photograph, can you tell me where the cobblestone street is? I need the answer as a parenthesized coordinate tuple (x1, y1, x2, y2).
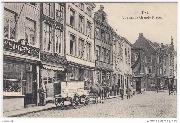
(20, 91, 176, 118)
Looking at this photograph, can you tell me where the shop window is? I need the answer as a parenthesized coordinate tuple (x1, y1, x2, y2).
(25, 18, 36, 46)
(3, 62, 28, 95)
(79, 15, 85, 33)
(55, 29, 63, 54)
(4, 10, 16, 39)
(70, 8, 75, 27)
(70, 34, 76, 55)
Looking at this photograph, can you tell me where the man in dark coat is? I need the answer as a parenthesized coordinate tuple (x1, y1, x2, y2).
(126, 87, 131, 99)
(120, 86, 124, 100)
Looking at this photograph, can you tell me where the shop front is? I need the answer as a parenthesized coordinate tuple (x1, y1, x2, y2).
(66, 65, 94, 88)
(3, 59, 39, 112)
(40, 65, 65, 103)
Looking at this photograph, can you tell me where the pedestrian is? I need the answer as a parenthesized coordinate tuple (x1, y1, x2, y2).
(126, 87, 131, 99)
(120, 86, 124, 100)
(156, 85, 159, 93)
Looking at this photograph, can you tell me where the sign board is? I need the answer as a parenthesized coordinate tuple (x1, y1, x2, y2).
(61, 81, 84, 98)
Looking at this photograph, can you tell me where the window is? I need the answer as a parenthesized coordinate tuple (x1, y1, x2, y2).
(102, 15, 105, 22)
(125, 48, 127, 56)
(87, 7, 92, 17)
(159, 57, 162, 63)
(43, 23, 53, 52)
(86, 42, 91, 61)
(79, 15, 85, 33)
(3, 62, 28, 95)
(25, 18, 36, 46)
(30, 3, 36, 6)
(4, 10, 16, 39)
(106, 33, 110, 43)
(101, 30, 105, 41)
(78, 38, 85, 58)
(95, 28, 100, 39)
(56, 4, 64, 23)
(70, 8, 75, 27)
(103, 48, 106, 62)
(149, 67, 152, 73)
(43, 3, 54, 18)
(164, 69, 166, 75)
(79, 3, 84, 10)
(55, 29, 63, 54)
(95, 46, 100, 61)
(70, 34, 76, 55)
(86, 20, 91, 37)
(169, 59, 172, 66)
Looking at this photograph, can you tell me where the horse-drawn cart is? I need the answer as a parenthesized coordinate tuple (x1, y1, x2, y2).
(54, 81, 90, 109)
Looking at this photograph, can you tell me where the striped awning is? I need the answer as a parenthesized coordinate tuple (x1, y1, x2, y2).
(43, 64, 64, 71)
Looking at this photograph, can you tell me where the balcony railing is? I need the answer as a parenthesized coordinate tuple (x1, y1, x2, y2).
(3, 38, 40, 58)
(95, 60, 113, 71)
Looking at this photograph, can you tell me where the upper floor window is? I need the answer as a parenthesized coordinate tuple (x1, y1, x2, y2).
(70, 8, 75, 27)
(43, 3, 54, 18)
(56, 4, 64, 23)
(95, 28, 100, 39)
(86, 20, 91, 37)
(78, 38, 85, 59)
(30, 3, 36, 6)
(106, 33, 110, 44)
(86, 42, 91, 61)
(25, 18, 36, 46)
(87, 7, 92, 17)
(70, 34, 76, 55)
(4, 10, 16, 39)
(95, 45, 100, 61)
(125, 48, 127, 56)
(55, 29, 63, 54)
(79, 3, 84, 10)
(101, 30, 105, 41)
(43, 23, 53, 52)
(169, 59, 172, 66)
(79, 15, 85, 33)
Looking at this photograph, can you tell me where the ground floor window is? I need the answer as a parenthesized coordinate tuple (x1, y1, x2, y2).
(3, 61, 36, 96)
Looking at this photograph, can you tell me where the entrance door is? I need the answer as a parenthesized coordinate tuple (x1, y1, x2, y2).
(25, 72, 35, 106)
(136, 81, 141, 93)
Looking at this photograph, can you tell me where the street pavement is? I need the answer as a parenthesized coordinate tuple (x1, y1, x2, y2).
(19, 90, 177, 118)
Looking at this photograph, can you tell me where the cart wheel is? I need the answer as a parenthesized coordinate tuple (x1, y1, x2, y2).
(84, 97, 90, 106)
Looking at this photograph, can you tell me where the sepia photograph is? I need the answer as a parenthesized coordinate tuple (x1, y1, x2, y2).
(2, 2, 177, 119)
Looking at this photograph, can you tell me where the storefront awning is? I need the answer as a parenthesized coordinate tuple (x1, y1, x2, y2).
(43, 64, 64, 71)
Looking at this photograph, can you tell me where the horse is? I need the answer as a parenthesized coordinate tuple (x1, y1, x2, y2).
(89, 83, 104, 104)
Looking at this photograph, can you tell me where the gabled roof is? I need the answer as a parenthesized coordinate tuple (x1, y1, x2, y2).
(146, 39, 158, 50)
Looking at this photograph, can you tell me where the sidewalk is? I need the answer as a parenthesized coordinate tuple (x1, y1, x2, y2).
(3, 103, 56, 117)
(4, 95, 121, 117)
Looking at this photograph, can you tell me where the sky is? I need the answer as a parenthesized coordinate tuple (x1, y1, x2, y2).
(94, 3, 177, 50)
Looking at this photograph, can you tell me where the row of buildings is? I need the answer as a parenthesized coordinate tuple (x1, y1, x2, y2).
(3, 3, 176, 112)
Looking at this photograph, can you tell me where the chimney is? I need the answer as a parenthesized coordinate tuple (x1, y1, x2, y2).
(139, 33, 143, 37)
(171, 36, 173, 45)
(100, 5, 104, 10)
(161, 43, 163, 48)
